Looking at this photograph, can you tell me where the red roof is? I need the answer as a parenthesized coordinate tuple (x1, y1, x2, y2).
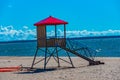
(34, 16, 68, 26)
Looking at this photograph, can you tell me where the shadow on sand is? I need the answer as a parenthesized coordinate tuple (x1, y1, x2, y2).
(15, 66, 75, 74)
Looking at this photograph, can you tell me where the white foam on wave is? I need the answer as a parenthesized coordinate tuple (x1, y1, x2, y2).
(96, 49, 102, 52)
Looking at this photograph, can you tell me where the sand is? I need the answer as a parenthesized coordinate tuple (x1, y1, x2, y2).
(0, 57, 120, 80)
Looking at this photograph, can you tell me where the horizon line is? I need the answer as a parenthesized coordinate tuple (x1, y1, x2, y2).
(0, 35, 120, 43)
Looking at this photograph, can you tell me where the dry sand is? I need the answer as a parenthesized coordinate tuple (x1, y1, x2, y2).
(0, 57, 120, 80)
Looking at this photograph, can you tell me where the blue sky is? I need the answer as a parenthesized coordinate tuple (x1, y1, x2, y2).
(0, 0, 120, 41)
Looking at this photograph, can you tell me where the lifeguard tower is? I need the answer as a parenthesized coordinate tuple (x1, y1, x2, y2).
(31, 16, 104, 69)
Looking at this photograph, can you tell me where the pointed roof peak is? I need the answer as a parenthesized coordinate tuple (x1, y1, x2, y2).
(34, 16, 68, 26)
(49, 16, 52, 17)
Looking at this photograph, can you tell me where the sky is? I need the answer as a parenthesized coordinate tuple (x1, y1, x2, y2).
(0, 0, 120, 41)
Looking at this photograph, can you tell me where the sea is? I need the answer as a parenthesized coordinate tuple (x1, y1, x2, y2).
(0, 36, 120, 57)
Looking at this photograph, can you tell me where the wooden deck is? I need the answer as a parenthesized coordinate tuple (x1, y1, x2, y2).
(37, 38, 66, 47)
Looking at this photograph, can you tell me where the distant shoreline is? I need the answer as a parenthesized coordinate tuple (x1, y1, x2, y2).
(0, 35, 120, 43)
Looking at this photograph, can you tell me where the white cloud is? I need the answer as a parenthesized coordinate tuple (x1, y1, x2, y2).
(0, 25, 36, 41)
(23, 26, 28, 29)
(47, 29, 120, 38)
(0, 25, 120, 41)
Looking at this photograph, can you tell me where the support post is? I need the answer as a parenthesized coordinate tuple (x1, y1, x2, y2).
(44, 25, 47, 70)
(56, 47, 60, 67)
(66, 52, 74, 67)
(31, 47, 38, 69)
(55, 25, 60, 67)
(44, 47, 47, 70)
(64, 24, 66, 46)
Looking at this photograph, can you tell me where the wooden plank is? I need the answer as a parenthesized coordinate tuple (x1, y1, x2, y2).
(37, 26, 46, 47)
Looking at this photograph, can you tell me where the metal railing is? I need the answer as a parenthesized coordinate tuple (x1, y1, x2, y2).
(65, 38, 97, 60)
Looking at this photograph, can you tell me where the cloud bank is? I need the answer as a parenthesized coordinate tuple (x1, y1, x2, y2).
(0, 25, 36, 41)
(0, 25, 120, 41)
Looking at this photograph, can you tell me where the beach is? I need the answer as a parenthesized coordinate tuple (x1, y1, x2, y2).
(0, 57, 120, 80)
